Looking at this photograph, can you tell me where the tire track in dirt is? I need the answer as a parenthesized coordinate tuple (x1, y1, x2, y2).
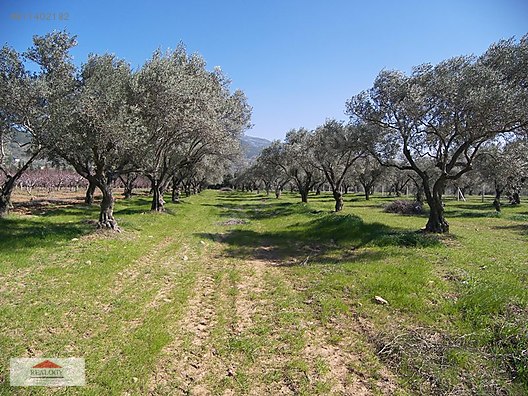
(147, 257, 227, 395)
(232, 259, 267, 335)
(110, 236, 177, 298)
(77, 236, 183, 342)
(146, 245, 277, 395)
(146, 200, 401, 394)
(203, 239, 309, 394)
(235, 257, 302, 395)
(303, 325, 398, 395)
(232, 253, 400, 395)
(143, 243, 195, 310)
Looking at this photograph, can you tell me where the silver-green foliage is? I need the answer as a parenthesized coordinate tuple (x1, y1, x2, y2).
(346, 35, 528, 232)
(0, 31, 77, 215)
(134, 46, 251, 211)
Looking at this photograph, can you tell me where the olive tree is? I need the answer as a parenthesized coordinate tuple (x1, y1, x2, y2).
(475, 139, 528, 210)
(255, 142, 291, 198)
(0, 46, 37, 216)
(186, 155, 234, 194)
(254, 129, 320, 203)
(0, 32, 76, 216)
(235, 164, 262, 192)
(312, 120, 366, 212)
(283, 129, 321, 203)
(353, 154, 386, 200)
(173, 134, 243, 200)
(135, 48, 250, 211)
(44, 53, 138, 230)
(347, 36, 528, 232)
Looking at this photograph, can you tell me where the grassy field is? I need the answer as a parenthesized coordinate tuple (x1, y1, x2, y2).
(0, 189, 527, 395)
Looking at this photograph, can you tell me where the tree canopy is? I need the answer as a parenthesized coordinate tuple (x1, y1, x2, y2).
(0, 32, 251, 229)
(346, 35, 528, 232)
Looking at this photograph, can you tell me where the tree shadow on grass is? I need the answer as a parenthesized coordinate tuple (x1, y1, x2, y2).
(12, 199, 88, 216)
(202, 201, 322, 220)
(113, 197, 153, 214)
(198, 213, 441, 266)
(350, 203, 390, 210)
(445, 209, 501, 219)
(28, 206, 93, 218)
(0, 215, 93, 254)
(113, 197, 185, 216)
(304, 195, 335, 203)
(114, 207, 150, 216)
(448, 203, 496, 211)
(23, 200, 151, 218)
(492, 224, 528, 237)
(217, 195, 270, 202)
(443, 202, 521, 219)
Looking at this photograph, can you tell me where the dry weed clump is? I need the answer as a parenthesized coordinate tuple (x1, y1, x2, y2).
(374, 327, 511, 395)
(384, 200, 424, 215)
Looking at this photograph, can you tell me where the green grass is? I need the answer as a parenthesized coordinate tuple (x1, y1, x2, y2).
(208, 191, 528, 394)
(1, 190, 527, 395)
(0, 195, 216, 395)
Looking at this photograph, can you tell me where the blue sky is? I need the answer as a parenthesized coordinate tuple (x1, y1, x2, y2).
(1, 0, 527, 141)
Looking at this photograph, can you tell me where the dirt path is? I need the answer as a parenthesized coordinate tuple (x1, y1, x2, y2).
(148, 256, 226, 395)
(146, 237, 400, 395)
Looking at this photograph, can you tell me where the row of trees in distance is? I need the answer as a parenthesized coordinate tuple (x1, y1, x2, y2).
(237, 130, 527, 209)
(2, 32, 527, 233)
(0, 31, 251, 229)
(243, 35, 528, 233)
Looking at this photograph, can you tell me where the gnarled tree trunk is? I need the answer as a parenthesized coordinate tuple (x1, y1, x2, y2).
(123, 185, 133, 200)
(0, 176, 16, 217)
(416, 186, 424, 204)
(85, 179, 96, 205)
(425, 181, 449, 233)
(493, 187, 502, 212)
(300, 189, 308, 203)
(425, 202, 449, 233)
(0, 150, 40, 217)
(171, 182, 181, 203)
(150, 179, 165, 211)
(96, 180, 119, 231)
(294, 174, 313, 203)
(333, 190, 344, 212)
(361, 182, 371, 200)
(118, 174, 137, 200)
(510, 192, 520, 205)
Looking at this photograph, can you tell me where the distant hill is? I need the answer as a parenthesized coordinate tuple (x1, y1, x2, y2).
(241, 135, 271, 159)
(5, 130, 31, 163)
(4, 131, 271, 165)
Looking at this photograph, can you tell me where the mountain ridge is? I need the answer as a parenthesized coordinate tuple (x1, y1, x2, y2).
(4, 132, 272, 164)
(240, 134, 271, 159)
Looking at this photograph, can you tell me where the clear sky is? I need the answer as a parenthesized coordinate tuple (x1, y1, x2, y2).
(1, 0, 527, 141)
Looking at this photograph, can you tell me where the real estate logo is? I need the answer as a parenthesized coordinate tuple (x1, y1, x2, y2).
(30, 359, 64, 380)
(10, 358, 85, 387)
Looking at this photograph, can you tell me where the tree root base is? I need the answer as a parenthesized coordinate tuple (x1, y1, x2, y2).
(97, 220, 121, 232)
